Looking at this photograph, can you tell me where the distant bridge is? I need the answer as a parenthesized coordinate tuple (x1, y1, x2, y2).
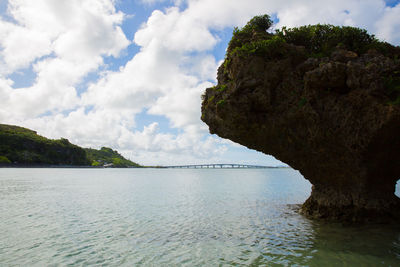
(163, 164, 277, 169)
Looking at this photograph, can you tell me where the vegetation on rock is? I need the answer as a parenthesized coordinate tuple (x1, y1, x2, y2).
(276, 24, 393, 57)
(227, 14, 397, 59)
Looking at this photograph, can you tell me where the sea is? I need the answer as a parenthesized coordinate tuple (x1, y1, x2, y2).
(0, 168, 399, 266)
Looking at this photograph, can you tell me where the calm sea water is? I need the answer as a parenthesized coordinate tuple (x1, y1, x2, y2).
(0, 168, 399, 266)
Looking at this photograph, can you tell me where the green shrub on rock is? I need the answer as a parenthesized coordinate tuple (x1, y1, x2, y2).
(242, 14, 273, 33)
(231, 35, 287, 58)
(0, 155, 11, 164)
(276, 24, 388, 57)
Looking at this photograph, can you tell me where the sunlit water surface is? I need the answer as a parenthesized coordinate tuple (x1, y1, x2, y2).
(1, 168, 399, 266)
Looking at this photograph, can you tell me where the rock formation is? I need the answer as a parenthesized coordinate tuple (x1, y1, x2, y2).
(201, 16, 400, 222)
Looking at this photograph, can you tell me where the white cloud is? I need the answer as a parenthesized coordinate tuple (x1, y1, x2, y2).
(0, 21, 52, 73)
(134, 8, 218, 52)
(375, 4, 400, 43)
(139, 0, 168, 5)
(1, 0, 399, 165)
(0, 0, 129, 119)
(147, 81, 211, 129)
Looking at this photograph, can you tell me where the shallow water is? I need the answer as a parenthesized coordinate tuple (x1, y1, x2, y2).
(0, 168, 399, 266)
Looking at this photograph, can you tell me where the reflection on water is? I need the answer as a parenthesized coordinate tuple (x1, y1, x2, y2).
(0, 168, 399, 266)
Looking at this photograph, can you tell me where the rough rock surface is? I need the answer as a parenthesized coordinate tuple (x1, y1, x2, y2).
(201, 27, 400, 222)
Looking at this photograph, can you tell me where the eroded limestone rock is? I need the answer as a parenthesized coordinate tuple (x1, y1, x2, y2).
(201, 22, 400, 222)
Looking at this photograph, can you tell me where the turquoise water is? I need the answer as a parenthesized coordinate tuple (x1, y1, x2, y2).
(0, 168, 399, 266)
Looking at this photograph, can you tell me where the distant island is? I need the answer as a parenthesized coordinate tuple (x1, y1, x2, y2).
(0, 124, 142, 168)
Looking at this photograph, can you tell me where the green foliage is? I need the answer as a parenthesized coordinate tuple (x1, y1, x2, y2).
(227, 15, 392, 64)
(276, 24, 385, 57)
(0, 155, 11, 164)
(91, 160, 101, 166)
(0, 124, 142, 167)
(223, 57, 231, 71)
(111, 157, 133, 167)
(0, 124, 89, 165)
(227, 15, 272, 54)
(85, 147, 141, 168)
(242, 14, 273, 33)
(212, 84, 228, 92)
(231, 35, 286, 58)
(216, 99, 226, 107)
(218, 84, 227, 92)
(227, 27, 246, 53)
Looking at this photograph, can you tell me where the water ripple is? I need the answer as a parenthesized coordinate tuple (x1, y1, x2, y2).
(0, 168, 399, 266)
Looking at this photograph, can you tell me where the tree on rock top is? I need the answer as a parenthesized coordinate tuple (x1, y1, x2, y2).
(243, 14, 273, 33)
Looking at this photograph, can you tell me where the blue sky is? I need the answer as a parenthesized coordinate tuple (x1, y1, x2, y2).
(0, 0, 399, 166)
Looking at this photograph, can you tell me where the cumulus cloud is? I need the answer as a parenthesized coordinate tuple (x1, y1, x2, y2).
(1, 0, 399, 165)
(0, 0, 129, 119)
(139, 0, 166, 5)
(375, 3, 400, 43)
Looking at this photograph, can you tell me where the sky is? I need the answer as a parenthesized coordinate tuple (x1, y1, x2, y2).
(0, 0, 399, 166)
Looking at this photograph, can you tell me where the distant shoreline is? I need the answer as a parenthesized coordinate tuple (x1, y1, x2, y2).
(0, 164, 142, 169)
(0, 164, 289, 169)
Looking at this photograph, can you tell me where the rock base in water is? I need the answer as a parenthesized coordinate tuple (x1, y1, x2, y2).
(301, 185, 400, 223)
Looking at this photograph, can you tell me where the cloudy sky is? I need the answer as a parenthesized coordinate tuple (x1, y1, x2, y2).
(0, 0, 399, 166)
